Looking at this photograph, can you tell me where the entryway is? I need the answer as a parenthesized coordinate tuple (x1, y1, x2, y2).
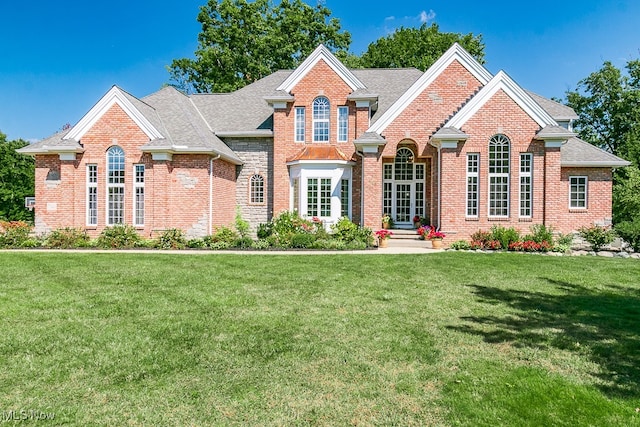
(383, 146, 427, 228)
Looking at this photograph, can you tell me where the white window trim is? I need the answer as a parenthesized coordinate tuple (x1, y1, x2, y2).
(313, 97, 330, 142)
(466, 153, 479, 218)
(488, 135, 510, 218)
(337, 106, 348, 142)
(340, 178, 351, 219)
(133, 164, 145, 227)
(519, 153, 533, 218)
(86, 164, 98, 226)
(569, 176, 588, 210)
(249, 174, 265, 205)
(294, 107, 305, 142)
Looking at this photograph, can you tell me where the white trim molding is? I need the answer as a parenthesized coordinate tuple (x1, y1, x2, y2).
(277, 44, 366, 93)
(65, 86, 164, 142)
(368, 43, 493, 134)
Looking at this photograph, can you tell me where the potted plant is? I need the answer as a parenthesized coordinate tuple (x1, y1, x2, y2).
(375, 229, 393, 248)
(426, 227, 446, 249)
(382, 214, 392, 229)
(417, 225, 430, 239)
(413, 215, 421, 228)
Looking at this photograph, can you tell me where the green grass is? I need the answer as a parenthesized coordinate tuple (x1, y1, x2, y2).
(1, 252, 639, 426)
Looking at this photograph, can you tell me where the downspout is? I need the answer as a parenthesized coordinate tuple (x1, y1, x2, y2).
(209, 154, 221, 235)
(354, 150, 365, 226)
(437, 144, 442, 231)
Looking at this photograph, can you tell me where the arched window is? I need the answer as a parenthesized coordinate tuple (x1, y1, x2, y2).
(250, 174, 264, 204)
(313, 96, 330, 142)
(488, 134, 510, 217)
(107, 146, 125, 224)
(394, 147, 414, 181)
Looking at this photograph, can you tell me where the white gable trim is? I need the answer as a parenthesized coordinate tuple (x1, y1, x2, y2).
(368, 43, 493, 134)
(65, 86, 164, 141)
(277, 44, 366, 93)
(446, 71, 556, 129)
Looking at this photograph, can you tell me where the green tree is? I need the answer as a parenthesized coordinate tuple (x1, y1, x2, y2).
(354, 23, 485, 70)
(0, 132, 35, 221)
(168, 0, 351, 93)
(566, 59, 640, 165)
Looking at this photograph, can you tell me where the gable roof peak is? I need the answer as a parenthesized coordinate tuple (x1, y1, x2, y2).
(368, 42, 493, 134)
(276, 44, 366, 93)
(65, 85, 164, 141)
(445, 70, 556, 129)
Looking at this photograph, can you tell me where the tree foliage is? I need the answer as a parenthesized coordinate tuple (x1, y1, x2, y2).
(354, 23, 485, 70)
(0, 132, 34, 222)
(566, 59, 640, 165)
(168, 0, 351, 93)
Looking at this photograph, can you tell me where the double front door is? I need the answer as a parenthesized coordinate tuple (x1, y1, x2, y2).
(383, 147, 426, 227)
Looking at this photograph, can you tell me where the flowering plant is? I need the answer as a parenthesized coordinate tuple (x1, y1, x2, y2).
(382, 214, 392, 223)
(426, 228, 446, 240)
(413, 215, 421, 223)
(375, 229, 393, 240)
(417, 225, 431, 237)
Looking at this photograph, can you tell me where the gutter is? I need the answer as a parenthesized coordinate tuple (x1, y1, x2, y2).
(354, 150, 365, 226)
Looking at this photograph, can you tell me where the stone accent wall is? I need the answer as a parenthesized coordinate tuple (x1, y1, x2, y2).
(226, 137, 273, 232)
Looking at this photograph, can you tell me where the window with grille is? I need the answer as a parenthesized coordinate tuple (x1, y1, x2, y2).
(519, 153, 532, 217)
(87, 164, 98, 226)
(295, 107, 305, 142)
(313, 97, 330, 142)
(250, 174, 264, 204)
(134, 164, 145, 226)
(337, 106, 348, 142)
(107, 146, 125, 225)
(488, 135, 510, 217)
(569, 176, 587, 209)
(466, 153, 479, 217)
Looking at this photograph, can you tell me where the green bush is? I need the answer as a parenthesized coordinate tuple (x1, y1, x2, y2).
(271, 211, 314, 237)
(20, 237, 43, 248)
(234, 207, 251, 238)
(450, 240, 471, 250)
(44, 227, 90, 249)
(528, 224, 555, 245)
(615, 218, 640, 252)
(578, 224, 615, 252)
(187, 238, 206, 249)
(207, 226, 239, 245)
(256, 223, 272, 239)
(156, 228, 187, 250)
(233, 236, 254, 248)
(209, 241, 231, 250)
(553, 232, 574, 253)
(97, 224, 141, 249)
(252, 239, 271, 250)
(470, 230, 492, 247)
(290, 232, 316, 248)
(490, 225, 520, 250)
(331, 217, 373, 246)
(0, 220, 32, 248)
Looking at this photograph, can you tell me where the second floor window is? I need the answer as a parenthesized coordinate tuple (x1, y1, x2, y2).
(337, 106, 348, 142)
(294, 107, 305, 142)
(313, 97, 330, 142)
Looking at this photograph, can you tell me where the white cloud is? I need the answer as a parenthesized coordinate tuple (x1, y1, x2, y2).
(419, 9, 436, 24)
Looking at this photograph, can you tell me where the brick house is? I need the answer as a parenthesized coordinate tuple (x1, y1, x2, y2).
(19, 43, 629, 239)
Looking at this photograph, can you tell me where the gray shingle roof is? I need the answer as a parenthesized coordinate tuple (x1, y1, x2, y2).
(561, 137, 630, 167)
(527, 91, 578, 121)
(432, 127, 469, 140)
(16, 129, 83, 154)
(535, 125, 575, 139)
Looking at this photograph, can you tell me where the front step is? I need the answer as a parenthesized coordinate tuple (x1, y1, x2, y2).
(385, 228, 430, 248)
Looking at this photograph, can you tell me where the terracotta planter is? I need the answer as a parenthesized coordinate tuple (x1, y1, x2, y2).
(430, 238, 443, 249)
(382, 222, 390, 229)
(379, 238, 389, 248)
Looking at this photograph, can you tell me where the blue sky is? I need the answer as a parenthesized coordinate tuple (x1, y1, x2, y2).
(2, 0, 638, 142)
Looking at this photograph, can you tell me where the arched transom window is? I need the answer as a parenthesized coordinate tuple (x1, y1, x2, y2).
(488, 134, 510, 217)
(250, 174, 265, 204)
(394, 147, 414, 181)
(313, 96, 330, 142)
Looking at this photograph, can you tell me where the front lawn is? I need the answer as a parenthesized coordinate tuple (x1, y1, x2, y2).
(1, 252, 639, 426)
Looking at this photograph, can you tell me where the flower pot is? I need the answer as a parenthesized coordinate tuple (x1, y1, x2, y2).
(413, 221, 420, 229)
(379, 238, 389, 248)
(382, 222, 390, 229)
(430, 238, 443, 249)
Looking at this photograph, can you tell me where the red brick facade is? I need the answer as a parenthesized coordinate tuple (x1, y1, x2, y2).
(28, 45, 622, 239)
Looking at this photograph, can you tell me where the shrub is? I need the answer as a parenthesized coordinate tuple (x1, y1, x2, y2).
(553, 232, 574, 253)
(578, 224, 615, 252)
(233, 236, 254, 249)
(615, 218, 640, 252)
(97, 224, 141, 249)
(485, 240, 502, 250)
(0, 220, 32, 248)
(288, 232, 315, 248)
(252, 239, 271, 250)
(187, 238, 206, 249)
(331, 217, 374, 246)
(20, 237, 43, 248)
(490, 225, 520, 250)
(207, 226, 239, 245)
(509, 240, 552, 253)
(256, 223, 272, 239)
(449, 240, 471, 250)
(271, 211, 314, 237)
(44, 227, 90, 249)
(234, 207, 250, 238)
(157, 228, 187, 250)
(470, 230, 492, 247)
(528, 224, 555, 245)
